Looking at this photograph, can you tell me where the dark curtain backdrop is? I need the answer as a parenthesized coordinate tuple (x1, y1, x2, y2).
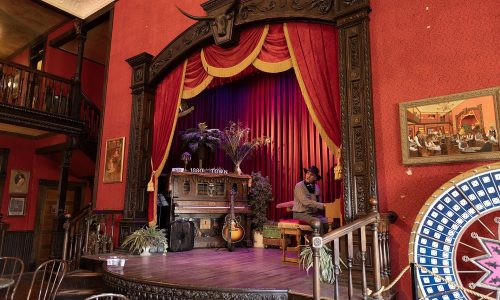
(165, 70, 338, 221)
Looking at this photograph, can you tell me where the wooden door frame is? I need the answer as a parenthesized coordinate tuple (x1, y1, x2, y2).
(32, 179, 85, 265)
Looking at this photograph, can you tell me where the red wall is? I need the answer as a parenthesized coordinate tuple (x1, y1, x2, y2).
(95, 0, 205, 210)
(0, 135, 90, 231)
(96, 0, 499, 295)
(370, 1, 499, 297)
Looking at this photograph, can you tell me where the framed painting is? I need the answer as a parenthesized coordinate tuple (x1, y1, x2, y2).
(8, 196, 26, 216)
(103, 137, 125, 183)
(8, 169, 30, 194)
(400, 87, 500, 165)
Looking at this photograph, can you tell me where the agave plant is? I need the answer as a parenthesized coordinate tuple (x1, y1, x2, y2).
(299, 243, 346, 284)
(121, 225, 168, 255)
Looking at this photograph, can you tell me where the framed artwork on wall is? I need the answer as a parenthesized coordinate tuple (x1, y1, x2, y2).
(103, 137, 125, 183)
(400, 87, 500, 165)
(8, 169, 30, 194)
(8, 196, 26, 216)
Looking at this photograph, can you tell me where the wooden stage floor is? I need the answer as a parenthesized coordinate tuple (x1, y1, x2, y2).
(96, 248, 357, 299)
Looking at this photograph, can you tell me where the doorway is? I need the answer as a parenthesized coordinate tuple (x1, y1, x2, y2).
(33, 180, 84, 265)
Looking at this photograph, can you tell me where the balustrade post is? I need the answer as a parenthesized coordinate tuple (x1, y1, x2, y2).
(70, 20, 86, 119)
(0, 214, 9, 256)
(310, 219, 321, 300)
(62, 214, 71, 261)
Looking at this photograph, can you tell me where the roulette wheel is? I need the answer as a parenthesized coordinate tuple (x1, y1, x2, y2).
(409, 163, 500, 299)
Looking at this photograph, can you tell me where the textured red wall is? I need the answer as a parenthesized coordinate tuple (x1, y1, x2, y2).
(95, 0, 204, 210)
(370, 1, 500, 297)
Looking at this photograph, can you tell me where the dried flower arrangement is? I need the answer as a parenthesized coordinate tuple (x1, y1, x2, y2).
(219, 121, 270, 175)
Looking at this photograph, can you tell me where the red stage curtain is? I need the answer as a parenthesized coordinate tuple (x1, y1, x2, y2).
(182, 52, 213, 99)
(284, 23, 341, 151)
(168, 70, 336, 221)
(201, 25, 268, 77)
(149, 62, 186, 225)
(253, 24, 292, 73)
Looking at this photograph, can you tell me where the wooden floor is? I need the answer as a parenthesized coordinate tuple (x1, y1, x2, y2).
(98, 248, 359, 299)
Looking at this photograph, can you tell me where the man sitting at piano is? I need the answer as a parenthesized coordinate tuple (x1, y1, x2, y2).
(292, 166, 328, 234)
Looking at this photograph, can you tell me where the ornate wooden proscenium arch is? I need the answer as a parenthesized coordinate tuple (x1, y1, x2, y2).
(123, 0, 378, 236)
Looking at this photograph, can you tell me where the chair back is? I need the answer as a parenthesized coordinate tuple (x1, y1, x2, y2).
(85, 293, 129, 300)
(0, 256, 24, 300)
(26, 259, 67, 300)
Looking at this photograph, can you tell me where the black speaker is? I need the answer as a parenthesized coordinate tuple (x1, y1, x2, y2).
(169, 219, 195, 252)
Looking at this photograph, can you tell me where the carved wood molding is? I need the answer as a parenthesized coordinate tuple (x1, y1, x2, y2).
(123, 53, 154, 224)
(149, 0, 370, 85)
(0, 103, 84, 136)
(103, 272, 288, 300)
(337, 9, 377, 221)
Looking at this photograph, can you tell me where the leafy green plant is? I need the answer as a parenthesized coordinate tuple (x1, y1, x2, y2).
(121, 225, 168, 254)
(299, 244, 346, 284)
(248, 172, 273, 232)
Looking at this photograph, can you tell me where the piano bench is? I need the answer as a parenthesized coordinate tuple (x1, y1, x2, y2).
(278, 219, 312, 263)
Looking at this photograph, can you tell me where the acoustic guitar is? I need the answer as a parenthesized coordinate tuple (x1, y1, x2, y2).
(222, 184, 245, 249)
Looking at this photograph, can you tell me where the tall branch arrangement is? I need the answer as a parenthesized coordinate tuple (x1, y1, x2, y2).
(219, 121, 270, 174)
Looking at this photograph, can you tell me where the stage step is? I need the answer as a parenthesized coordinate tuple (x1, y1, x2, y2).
(55, 269, 109, 299)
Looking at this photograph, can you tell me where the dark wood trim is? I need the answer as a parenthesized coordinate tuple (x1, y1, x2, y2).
(0, 103, 84, 136)
(49, 10, 112, 48)
(149, 0, 370, 86)
(35, 143, 67, 154)
(120, 53, 154, 237)
(127, 0, 376, 221)
(103, 270, 288, 300)
(2, 231, 34, 270)
(31, 0, 76, 19)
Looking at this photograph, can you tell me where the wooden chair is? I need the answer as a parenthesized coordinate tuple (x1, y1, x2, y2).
(26, 259, 67, 300)
(278, 219, 312, 263)
(85, 293, 129, 300)
(0, 256, 24, 300)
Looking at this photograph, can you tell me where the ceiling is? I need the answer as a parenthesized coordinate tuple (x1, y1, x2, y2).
(0, 0, 112, 64)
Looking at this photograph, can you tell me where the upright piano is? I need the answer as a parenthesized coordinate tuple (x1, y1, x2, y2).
(168, 172, 252, 248)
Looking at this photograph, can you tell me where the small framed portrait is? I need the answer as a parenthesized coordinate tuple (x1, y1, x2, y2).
(8, 196, 26, 216)
(103, 137, 125, 183)
(9, 169, 30, 194)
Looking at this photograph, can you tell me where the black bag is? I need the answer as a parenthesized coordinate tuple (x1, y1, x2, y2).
(169, 219, 195, 252)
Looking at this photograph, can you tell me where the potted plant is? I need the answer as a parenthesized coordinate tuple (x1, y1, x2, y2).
(248, 172, 273, 247)
(219, 121, 270, 175)
(121, 225, 168, 256)
(181, 122, 221, 168)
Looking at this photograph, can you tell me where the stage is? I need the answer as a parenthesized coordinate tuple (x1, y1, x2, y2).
(94, 248, 358, 300)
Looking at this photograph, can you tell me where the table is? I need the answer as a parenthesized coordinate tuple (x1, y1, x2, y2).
(0, 277, 14, 289)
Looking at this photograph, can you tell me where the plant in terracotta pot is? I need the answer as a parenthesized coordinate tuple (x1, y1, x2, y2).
(219, 121, 270, 175)
(248, 172, 273, 247)
(121, 225, 168, 256)
(181, 122, 221, 168)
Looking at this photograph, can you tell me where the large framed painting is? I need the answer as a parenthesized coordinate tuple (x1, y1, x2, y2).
(400, 87, 500, 165)
(103, 137, 125, 183)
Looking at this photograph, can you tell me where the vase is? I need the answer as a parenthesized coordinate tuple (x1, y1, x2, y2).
(140, 246, 151, 256)
(253, 230, 264, 248)
(234, 162, 243, 175)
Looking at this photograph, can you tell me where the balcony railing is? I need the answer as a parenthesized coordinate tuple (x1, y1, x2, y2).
(0, 59, 100, 140)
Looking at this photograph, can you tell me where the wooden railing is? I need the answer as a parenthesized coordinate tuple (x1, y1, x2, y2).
(62, 206, 118, 271)
(311, 208, 397, 300)
(0, 59, 101, 141)
(0, 59, 73, 116)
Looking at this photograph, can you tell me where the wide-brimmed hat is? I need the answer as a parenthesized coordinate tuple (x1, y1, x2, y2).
(303, 166, 321, 180)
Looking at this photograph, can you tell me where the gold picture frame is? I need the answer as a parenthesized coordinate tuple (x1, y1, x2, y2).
(400, 87, 500, 165)
(103, 137, 125, 183)
(8, 169, 30, 194)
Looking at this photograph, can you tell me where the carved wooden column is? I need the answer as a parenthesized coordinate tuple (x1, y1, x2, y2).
(70, 20, 86, 119)
(336, 0, 378, 221)
(120, 53, 155, 242)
